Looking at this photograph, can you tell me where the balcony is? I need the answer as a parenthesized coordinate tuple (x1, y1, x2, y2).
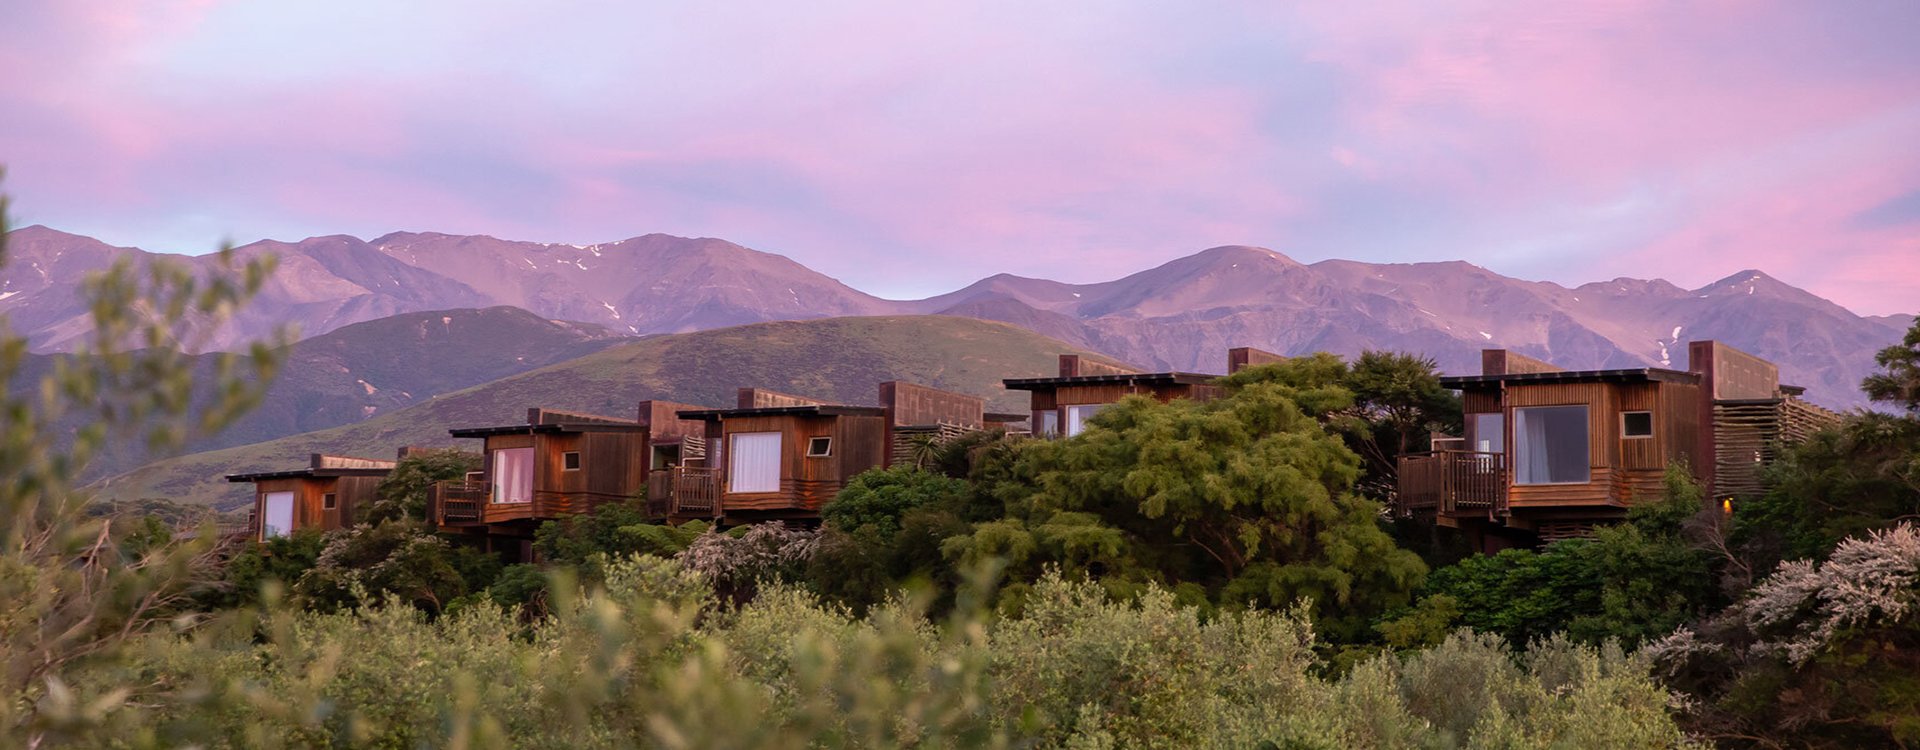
(1396, 450, 1507, 519)
(646, 467, 723, 519)
(430, 480, 489, 525)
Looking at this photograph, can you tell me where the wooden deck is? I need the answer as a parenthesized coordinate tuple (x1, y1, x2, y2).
(645, 467, 723, 519)
(1396, 450, 1507, 519)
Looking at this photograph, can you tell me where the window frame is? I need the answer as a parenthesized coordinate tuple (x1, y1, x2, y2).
(1620, 410, 1655, 439)
(805, 436, 833, 458)
(260, 491, 295, 541)
(321, 492, 338, 510)
(562, 450, 582, 471)
(727, 431, 783, 494)
(1511, 404, 1592, 486)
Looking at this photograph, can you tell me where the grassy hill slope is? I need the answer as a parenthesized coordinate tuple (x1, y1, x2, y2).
(92, 315, 1123, 509)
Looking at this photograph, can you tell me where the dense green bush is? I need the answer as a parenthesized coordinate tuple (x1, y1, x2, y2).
(1384, 468, 1722, 648)
(60, 559, 1697, 748)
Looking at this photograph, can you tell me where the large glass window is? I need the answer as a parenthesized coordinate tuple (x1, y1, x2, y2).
(728, 432, 782, 493)
(1037, 410, 1060, 438)
(1513, 406, 1590, 484)
(261, 491, 294, 539)
(1065, 404, 1108, 437)
(1471, 413, 1505, 454)
(492, 447, 534, 503)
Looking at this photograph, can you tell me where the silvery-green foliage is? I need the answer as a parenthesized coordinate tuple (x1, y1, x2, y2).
(0, 174, 287, 744)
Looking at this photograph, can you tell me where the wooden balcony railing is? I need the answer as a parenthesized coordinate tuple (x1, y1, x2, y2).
(1395, 450, 1506, 519)
(645, 467, 723, 519)
(431, 479, 490, 525)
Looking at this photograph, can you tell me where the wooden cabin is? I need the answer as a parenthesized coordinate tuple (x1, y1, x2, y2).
(429, 403, 707, 559)
(226, 453, 397, 541)
(656, 382, 992, 524)
(1395, 342, 1839, 550)
(1004, 352, 1244, 437)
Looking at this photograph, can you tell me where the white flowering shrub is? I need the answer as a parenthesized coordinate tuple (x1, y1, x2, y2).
(1648, 522, 1920, 747)
(1740, 523, 1920, 665)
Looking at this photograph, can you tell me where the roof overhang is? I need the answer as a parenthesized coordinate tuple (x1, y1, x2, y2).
(676, 404, 888, 421)
(225, 468, 392, 483)
(1002, 371, 1217, 391)
(1441, 368, 1701, 389)
(448, 422, 648, 438)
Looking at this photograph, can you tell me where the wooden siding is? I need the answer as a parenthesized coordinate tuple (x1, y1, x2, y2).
(714, 413, 889, 514)
(1227, 347, 1284, 373)
(1503, 382, 1622, 508)
(251, 475, 380, 538)
(879, 381, 984, 428)
(1059, 354, 1138, 377)
(1462, 390, 1500, 415)
(1496, 379, 1707, 509)
(1482, 350, 1564, 376)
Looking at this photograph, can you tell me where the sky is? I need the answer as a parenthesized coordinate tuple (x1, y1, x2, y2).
(1, 1, 1916, 315)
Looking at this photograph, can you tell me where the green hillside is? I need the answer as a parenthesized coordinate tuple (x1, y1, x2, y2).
(92, 315, 1124, 509)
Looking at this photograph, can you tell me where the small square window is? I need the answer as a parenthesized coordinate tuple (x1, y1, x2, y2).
(322, 493, 338, 510)
(806, 437, 833, 457)
(562, 451, 582, 471)
(1621, 411, 1654, 438)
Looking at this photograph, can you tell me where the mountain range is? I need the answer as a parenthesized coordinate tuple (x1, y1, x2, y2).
(4, 225, 1908, 410)
(14, 306, 628, 483)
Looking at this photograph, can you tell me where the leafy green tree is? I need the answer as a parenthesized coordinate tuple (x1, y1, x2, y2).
(0, 173, 285, 740)
(1223, 351, 1460, 500)
(293, 521, 472, 613)
(1865, 316, 1920, 411)
(946, 375, 1427, 637)
(809, 468, 973, 612)
(533, 501, 711, 569)
(1734, 412, 1920, 572)
(363, 448, 481, 524)
(209, 528, 328, 608)
(822, 465, 967, 540)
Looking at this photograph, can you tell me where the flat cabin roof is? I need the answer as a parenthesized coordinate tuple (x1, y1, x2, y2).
(1001, 371, 1218, 391)
(676, 404, 889, 421)
(448, 422, 650, 438)
(225, 466, 393, 483)
(1441, 368, 1701, 389)
(984, 411, 1030, 423)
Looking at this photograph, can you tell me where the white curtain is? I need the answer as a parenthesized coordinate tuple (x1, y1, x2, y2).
(493, 447, 534, 503)
(729, 432, 782, 493)
(262, 492, 294, 539)
(1038, 410, 1060, 437)
(1066, 404, 1106, 436)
